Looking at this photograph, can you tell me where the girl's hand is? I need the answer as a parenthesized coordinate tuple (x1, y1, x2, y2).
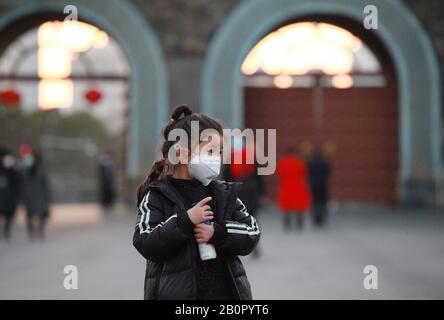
(187, 196, 214, 224)
(194, 223, 215, 244)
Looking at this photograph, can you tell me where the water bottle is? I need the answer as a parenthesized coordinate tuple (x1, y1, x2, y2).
(198, 221, 217, 261)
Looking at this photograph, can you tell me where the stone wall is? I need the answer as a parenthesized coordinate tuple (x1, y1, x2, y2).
(131, 0, 239, 56)
(131, 0, 240, 109)
(131, 0, 444, 128)
(404, 0, 444, 146)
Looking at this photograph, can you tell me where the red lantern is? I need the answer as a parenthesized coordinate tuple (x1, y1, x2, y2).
(84, 89, 103, 104)
(0, 88, 21, 108)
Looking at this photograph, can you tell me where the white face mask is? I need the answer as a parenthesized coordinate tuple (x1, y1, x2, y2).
(188, 153, 221, 186)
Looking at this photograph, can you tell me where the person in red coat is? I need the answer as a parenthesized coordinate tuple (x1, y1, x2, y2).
(276, 148, 312, 230)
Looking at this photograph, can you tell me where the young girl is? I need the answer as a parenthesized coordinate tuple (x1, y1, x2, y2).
(133, 105, 260, 300)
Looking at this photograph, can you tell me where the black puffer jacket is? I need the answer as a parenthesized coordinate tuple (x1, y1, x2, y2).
(133, 179, 260, 300)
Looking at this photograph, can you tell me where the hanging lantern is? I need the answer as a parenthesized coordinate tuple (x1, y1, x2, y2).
(84, 88, 102, 104)
(0, 88, 21, 108)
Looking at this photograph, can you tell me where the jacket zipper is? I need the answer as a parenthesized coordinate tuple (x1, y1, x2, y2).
(190, 239, 197, 299)
(222, 183, 242, 300)
(225, 258, 242, 300)
(153, 263, 163, 299)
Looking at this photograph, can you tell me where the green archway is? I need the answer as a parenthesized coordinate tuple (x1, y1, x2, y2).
(201, 0, 442, 204)
(0, 0, 168, 186)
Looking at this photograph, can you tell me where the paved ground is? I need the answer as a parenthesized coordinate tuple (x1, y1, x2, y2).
(0, 203, 443, 299)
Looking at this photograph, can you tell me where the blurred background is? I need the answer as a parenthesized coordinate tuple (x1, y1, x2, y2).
(0, 0, 443, 299)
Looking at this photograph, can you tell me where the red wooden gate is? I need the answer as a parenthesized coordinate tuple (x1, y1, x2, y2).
(244, 84, 398, 204)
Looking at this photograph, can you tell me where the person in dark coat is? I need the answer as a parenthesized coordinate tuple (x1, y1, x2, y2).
(222, 140, 264, 257)
(133, 105, 260, 300)
(307, 148, 331, 227)
(97, 151, 116, 213)
(19, 144, 51, 240)
(0, 148, 20, 241)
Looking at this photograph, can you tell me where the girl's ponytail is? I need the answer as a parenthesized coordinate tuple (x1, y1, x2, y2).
(136, 105, 193, 206)
(136, 159, 166, 206)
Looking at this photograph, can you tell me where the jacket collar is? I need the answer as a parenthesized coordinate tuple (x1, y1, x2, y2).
(150, 179, 243, 220)
(149, 178, 185, 208)
(209, 180, 242, 221)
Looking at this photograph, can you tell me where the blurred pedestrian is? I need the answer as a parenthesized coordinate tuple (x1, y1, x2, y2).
(308, 148, 331, 228)
(19, 144, 51, 241)
(276, 148, 311, 231)
(222, 137, 264, 258)
(0, 147, 20, 241)
(97, 151, 116, 214)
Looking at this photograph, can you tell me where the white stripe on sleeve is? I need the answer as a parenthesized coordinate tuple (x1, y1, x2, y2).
(226, 198, 260, 235)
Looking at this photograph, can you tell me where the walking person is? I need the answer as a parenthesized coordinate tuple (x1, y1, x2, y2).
(133, 105, 260, 300)
(19, 144, 51, 241)
(0, 148, 20, 241)
(308, 148, 331, 228)
(97, 150, 116, 214)
(276, 148, 311, 231)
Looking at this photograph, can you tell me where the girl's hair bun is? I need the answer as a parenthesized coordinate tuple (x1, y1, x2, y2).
(171, 104, 193, 121)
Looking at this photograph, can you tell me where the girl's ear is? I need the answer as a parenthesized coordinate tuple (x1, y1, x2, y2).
(175, 145, 181, 158)
(174, 144, 190, 164)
